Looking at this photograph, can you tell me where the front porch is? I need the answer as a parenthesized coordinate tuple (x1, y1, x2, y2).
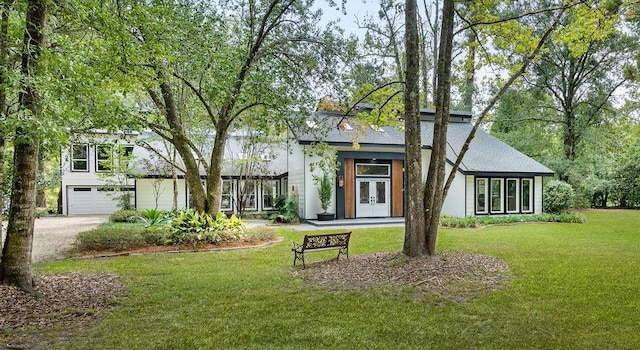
(305, 217, 405, 227)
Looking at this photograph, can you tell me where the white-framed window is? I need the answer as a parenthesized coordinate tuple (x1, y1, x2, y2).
(506, 178, 519, 213)
(96, 144, 113, 172)
(476, 178, 488, 214)
(71, 144, 89, 172)
(221, 180, 233, 211)
(521, 178, 533, 213)
(356, 163, 390, 177)
(491, 178, 504, 213)
(262, 180, 279, 210)
(118, 145, 135, 167)
(239, 180, 257, 211)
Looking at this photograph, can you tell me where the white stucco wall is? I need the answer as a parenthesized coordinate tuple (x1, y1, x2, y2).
(136, 178, 187, 211)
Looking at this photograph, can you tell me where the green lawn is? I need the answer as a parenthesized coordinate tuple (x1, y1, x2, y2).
(40, 210, 640, 349)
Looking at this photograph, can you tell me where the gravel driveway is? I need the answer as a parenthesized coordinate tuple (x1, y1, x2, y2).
(1, 215, 108, 264)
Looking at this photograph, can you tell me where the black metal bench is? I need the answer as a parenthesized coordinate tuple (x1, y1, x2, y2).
(292, 232, 351, 268)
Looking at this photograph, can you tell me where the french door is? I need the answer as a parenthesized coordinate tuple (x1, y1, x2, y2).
(356, 178, 390, 217)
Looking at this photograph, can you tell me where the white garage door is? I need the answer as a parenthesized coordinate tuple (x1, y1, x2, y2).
(67, 186, 129, 215)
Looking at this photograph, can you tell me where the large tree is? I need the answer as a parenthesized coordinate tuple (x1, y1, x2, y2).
(89, 0, 347, 215)
(402, 0, 580, 256)
(1, 0, 47, 291)
(531, 22, 638, 180)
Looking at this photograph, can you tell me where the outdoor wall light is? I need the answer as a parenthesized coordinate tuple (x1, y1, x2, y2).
(338, 175, 344, 188)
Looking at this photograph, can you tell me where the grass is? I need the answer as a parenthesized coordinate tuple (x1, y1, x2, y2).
(38, 209, 640, 349)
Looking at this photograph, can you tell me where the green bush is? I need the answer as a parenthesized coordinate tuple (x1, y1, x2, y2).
(269, 195, 300, 224)
(439, 212, 586, 228)
(244, 226, 277, 241)
(168, 210, 246, 246)
(75, 224, 167, 252)
(544, 180, 576, 214)
(136, 208, 173, 227)
(109, 210, 142, 223)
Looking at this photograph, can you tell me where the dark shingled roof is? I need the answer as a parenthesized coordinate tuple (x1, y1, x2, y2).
(297, 112, 554, 176)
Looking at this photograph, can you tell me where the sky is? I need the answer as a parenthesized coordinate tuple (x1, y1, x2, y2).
(317, 0, 374, 38)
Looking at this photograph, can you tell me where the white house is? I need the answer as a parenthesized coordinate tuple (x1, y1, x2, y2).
(60, 109, 553, 218)
(289, 109, 553, 220)
(60, 130, 289, 215)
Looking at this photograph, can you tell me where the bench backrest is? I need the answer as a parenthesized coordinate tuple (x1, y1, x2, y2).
(302, 232, 351, 250)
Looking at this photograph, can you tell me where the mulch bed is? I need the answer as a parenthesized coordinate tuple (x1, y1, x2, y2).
(0, 273, 126, 350)
(294, 251, 511, 303)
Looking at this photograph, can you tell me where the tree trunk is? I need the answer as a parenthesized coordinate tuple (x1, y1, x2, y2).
(206, 121, 229, 216)
(0, 0, 14, 241)
(423, 0, 454, 256)
(461, 25, 476, 111)
(1, 0, 47, 291)
(2, 132, 39, 290)
(156, 80, 208, 213)
(35, 150, 46, 208)
(402, 0, 425, 257)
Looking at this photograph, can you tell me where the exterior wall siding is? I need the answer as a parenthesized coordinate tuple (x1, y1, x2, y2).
(61, 140, 136, 215)
(420, 149, 467, 217)
(303, 147, 336, 220)
(287, 143, 306, 219)
(136, 178, 187, 211)
(465, 175, 475, 216)
(535, 176, 543, 214)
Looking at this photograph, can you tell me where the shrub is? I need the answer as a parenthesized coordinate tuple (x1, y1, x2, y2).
(137, 208, 173, 227)
(544, 180, 576, 214)
(244, 226, 277, 241)
(317, 173, 333, 213)
(439, 213, 586, 228)
(168, 210, 246, 246)
(269, 195, 300, 224)
(109, 210, 142, 223)
(75, 224, 167, 252)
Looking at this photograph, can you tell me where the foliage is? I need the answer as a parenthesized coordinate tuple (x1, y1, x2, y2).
(243, 226, 277, 242)
(109, 210, 143, 223)
(273, 194, 287, 212)
(543, 180, 576, 214)
(84, 0, 352, 215)
(317, 173, 333, 213)
(269, 195, 300, 224)
(136, 209, 174, 228)
(440, 213, 586, 228)
(168, 210, 246, 246)
(74, 223, 166, 252)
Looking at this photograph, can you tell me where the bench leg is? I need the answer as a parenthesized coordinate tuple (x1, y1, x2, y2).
(293, 250, 305, 268)
(336, 246, 349, 261)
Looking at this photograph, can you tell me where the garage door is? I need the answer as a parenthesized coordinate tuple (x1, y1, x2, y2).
(67, 186, 131, 215)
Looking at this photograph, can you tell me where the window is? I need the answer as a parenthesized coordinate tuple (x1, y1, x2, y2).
(118, 145, 135, 167)
(71, 144, 89, 171)
(507, 179, 519, 213)
(239, 181, 257, 211)
(262, 180, 279, 210)
(96, 144, 113, 171)
(356, 164, 390, 177)
(476, 178, 488, 214)
(221, 180, 232, 211)
(491, 178, 504, 213)
(522, 178, 533, 213)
